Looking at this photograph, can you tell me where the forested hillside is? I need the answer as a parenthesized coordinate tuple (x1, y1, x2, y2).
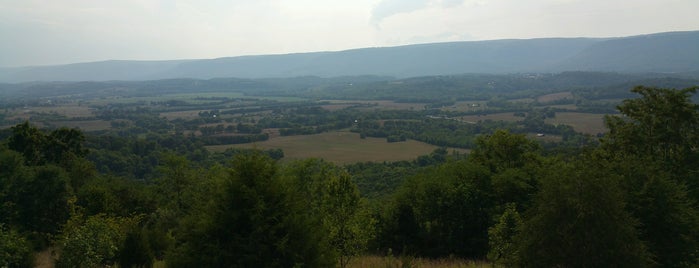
(1, 85, 698, 267)
(1, 31, 698, 82)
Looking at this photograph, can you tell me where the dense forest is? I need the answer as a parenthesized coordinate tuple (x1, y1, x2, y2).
(1, 85, 698, 267)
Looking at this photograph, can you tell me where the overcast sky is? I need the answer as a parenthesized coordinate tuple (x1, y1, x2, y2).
(1, 0, 698, 67)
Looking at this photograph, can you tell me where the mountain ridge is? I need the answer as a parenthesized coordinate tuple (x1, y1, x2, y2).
(1, 31, 697, 83)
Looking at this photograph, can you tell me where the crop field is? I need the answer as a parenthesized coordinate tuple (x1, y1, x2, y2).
(206, 130, 448, 164)
(547, 112, 608, 134)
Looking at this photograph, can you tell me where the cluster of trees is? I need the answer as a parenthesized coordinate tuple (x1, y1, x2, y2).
(0, 126, 372, 267)
(378, 86, 699, 267)
(1, 86, 698, 267)
(352, 113, 584, 149)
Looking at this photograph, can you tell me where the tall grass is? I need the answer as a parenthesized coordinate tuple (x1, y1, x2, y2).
(348, 255, 492, 268)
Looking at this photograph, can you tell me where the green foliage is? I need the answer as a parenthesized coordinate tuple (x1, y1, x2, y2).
(7, 122, 46, 165)
(8, 122, 87, 166)
(56, 214, 140, 268)
(604, 86, 699, 196)
(284, 159, 375, 267)
(19, 165, 73, 235)
(470, 130, 540, 173)
(515, 159, 650, 267)
(600, 86, 699, 266)
(154, 153, 197, 213)
(0, 224, 34, 268)
(470, 130, 542, 211)
(167, 153, 335, 267)
(634, 175, 699, 267)
(3, 85, 699, 267)
(381, 161, 493, 258)
(487, 203, 521, 267)
(0, 158, 74, 240)
(604, 86, 698, 160)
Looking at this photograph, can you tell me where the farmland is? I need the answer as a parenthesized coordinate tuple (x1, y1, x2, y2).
(208, 130, 460, 164)
(546, 112, 608, 135)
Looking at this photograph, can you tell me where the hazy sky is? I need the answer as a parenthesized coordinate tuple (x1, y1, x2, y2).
(1, 0, 698, 67)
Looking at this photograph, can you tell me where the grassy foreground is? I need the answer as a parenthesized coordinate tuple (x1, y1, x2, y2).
(348, 255, 492, 268)
(150, 256, 492, 268)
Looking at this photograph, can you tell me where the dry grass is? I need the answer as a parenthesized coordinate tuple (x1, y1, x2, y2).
(349, 255, 492, 268)
(546, 112, 608, 134)
(34, 248, 56, 268)
(206, 130, 444, 164)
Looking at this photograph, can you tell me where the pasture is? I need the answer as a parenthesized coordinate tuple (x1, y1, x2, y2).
(207, 130, 448, 164)
(547, 112, 608, 134)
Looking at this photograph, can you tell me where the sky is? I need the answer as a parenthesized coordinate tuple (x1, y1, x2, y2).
(1, 0, 698, 67)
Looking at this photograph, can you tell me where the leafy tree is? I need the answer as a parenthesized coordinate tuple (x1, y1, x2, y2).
(601, 86, 699, 266)
(516, 159, 650, 267)
(19, 165, 73, 235)
(487, 203, 521, 267)
(167, 153, 335, 267)
(0, 224, 34, 268)
(45, 127, 88, 165)
(284, 159, 375, 267)
(603, 86, 699, 195)
(381, 161, 493, 258)
(153, 153, 197, 213)
(56, 214, 140, 268)
(470, 129, 540, 173)
(7, 122, 46, 165)
(469, 129, 542, 211)
(7, 123, 87, 167)
(0, 149, 27, 226)
(634, 175, 699, 267)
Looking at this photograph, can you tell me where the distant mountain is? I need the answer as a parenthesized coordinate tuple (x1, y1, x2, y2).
(1, 31, 698, 82)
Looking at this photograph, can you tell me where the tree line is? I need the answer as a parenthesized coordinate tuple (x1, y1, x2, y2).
(1, 86, 698, 267)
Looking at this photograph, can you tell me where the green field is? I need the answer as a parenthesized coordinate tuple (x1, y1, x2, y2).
(206, 130, 454, 164)
(547, 112, 608, 134)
